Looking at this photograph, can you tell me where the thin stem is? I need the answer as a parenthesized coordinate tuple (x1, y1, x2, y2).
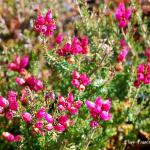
(121, 28, 136, 57)
(85, 129, 96, 150)
(90, 51, 108, 77)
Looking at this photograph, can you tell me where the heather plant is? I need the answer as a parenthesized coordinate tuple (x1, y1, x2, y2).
(0, 0, 150, 150)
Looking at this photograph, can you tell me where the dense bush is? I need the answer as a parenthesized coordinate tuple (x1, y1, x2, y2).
(0, 0, 150, 149)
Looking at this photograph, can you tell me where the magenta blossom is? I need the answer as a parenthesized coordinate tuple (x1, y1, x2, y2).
(8, 55, 29, 74)
(54, 124, 66, 133)
(58, 93, 82, 115)
(35, 107, 46, 119)
(2, 132, 15, 142)
(45, 92, 55, 101)
(7, 91, 18, 111)
(115, 3, 132, 28)
(90, 120, 99, 128)
(25, 76, 43, 92)
(85, 97, 112, 127)
(134, 63, 150, 87)
(5, 111, 14, 120)
(45, 124, 53, 131)
(0, 96, 9, 108)
(54, 115, 74, 132)
(57, 36, 89, 56)
(117, 46, 129, 62)
(34, 10, 56, 36)
(15, 75, 43, 92)
(34, 120, 44, 129)
(44, 113, 54, 123)
(15, 135, 23, 142)
(22, 112, 32, 123)
(55, 33, 64, 44)
(71, 70, 91, 91)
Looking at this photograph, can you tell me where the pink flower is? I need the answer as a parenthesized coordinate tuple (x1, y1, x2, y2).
(101, 99, 111, 111)
(0, 96, 9, 108)
(2, 132, 15, 142)
(15, 135, 23, 142)
(68, 107, 78, 115)
(79, 74, 91, 86)
(16, 77, 25, 85)
(44, 113, 54, 123)
(7, 91, 18, 111)
(55, 33, 64, 44)
(100, 111, 112, 121)
(45, 124, 53, 131)
(71, 70, 90, 91)
(117, 46, 129, 62)
(90, 121, 98, 128)
(85, 100, 95, 110)
(35, 108, 46, 119)
(120, 39, 127, 47)
(144, 74, 150, 84)
(73, 100, 82, 109)
(134, 63, 150, 87)
(9, 100, 18, 111)
(67, 93, 74, 103)
(134, 80, 141, 88)
(115, 3, 132, 28)
(25, 76, 43, 92)
(86, 97, 112, 126)
(72, 70, 80, 79)
(54, 124, 66, 132)
(34, 120, 44, 129)
(71, 79, 80, 87)
(137, 73, 144, 81)
(5, 111, 14, 120)
(57, 36, 89, 56)
(20, 89, 28, 105)
(22, 112, 32, 123)
(95, 97, 103, 106)
(58, 105, 65, 111)
(137, 64, 145, 73)
(34, 10, 56, 36)
(45, 92, 55, 101)
(58, 93, 82, 115)
(58, 115, 69, 126)
(8, 55, 29, 73)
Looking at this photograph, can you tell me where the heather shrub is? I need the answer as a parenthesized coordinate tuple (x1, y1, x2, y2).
(0, 0, 150, 150)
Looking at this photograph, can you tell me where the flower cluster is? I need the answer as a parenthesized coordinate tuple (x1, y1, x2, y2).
(34, 10, 56, 36)
(2, 132, 23, 143)
(54, 115, 74, 132)
(8, 55, 43, 92)
(20, 89, 29, 105)
(16, 75, 43, 92)
(71, 70, 91, 91)
(57, 36, 89, 56)
(8, 55, 29, 74)
(117, 39, 129, 62)
(0, 91, 18, 120)
(22, 107, 75, 134)
(134, 63, 150, 87)
(85, 97, 112, 128)
(58, 93, 82, 115)
(21, 108, 53, 136)
(115, 3, 132, 28)
(134, 48, 150, 87)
